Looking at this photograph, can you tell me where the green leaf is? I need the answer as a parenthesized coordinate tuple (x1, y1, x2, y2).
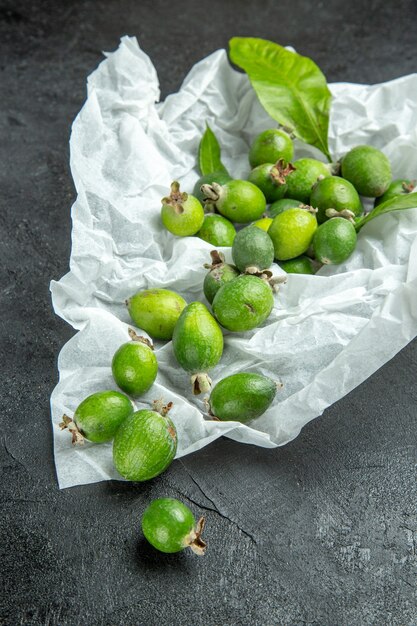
(355, 193, 417, 232)
(198, 124, 229, 176)
(229, 37, 332, 162)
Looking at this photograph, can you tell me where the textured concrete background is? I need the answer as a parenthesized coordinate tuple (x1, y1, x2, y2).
(1, 1, 416, 625)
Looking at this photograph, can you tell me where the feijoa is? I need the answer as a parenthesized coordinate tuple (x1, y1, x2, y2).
(232, 225, 274, 273)
(248, 160, 292, 203)
(112, 330, 157, 397)
(310, 176, 363, 223)
(203, 251, 240, 304)
(60, 390, 133, 445)
(267, 198, 302, 218)
(201, 180, 266, 224)
(127, 289, 186, 341)
(112, 401, 177, 481)
(193, 171, 232, 203)
(161, 181, 204, 236)
(313, 217, 357, 265)
(279, 256, 315, 275)
(341, 145, 392, 197)
(142, 498, 206, 555)
(268, 207, 318, 260)
(212, 274, 274, 332)
(249, 129, 294, 168)
(374, 178, 415, 207)
(209, 373, 278, 423)
(197, 213, 236, 246)
(253, 217, 273, 231)
(172, 302, 224, 394)
(285, 158, 331, 203)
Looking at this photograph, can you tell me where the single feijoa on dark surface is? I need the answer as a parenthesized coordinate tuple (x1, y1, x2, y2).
(209, 373, 278, 423)
(112, 330, 157, 397)
(112, 401, 177, 482)
(231, 225, 274, 273)
(59, 390, 133, 445)
(212, 274, 274, 332)
(142, 498, 206, 555)
(127, 288, 186, 341)
(341, 145, 392, 197)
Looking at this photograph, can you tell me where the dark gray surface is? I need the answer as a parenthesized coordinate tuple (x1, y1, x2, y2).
(1, 1, 416, 625)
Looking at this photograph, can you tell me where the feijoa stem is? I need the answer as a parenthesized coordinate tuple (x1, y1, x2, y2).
(191, 373, 212, 395)
(59, 414, 85, 445)
(203, 249, 225, 270)
(128, 328, 154, 349)
(200, 182, 223, 203)
(152, 399, 173, 416)
(300, 204, 318, 215)
(325, 208, 356, 223)
(188, 516, 207, 556)
(270, 159, 296, 185)
(162, 181, 188, 214)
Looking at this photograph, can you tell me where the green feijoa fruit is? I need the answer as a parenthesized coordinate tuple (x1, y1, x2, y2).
(267, 198, 302, 218)
(161, 181, 204, 236)
(142, 498, 206, 555)
(203, 251, 240, 304)
(212, 274, 274, 332)
(112, 402, 177, 481)
(249, 129, 294, 168)
(193, 171, 232, 203)
(310, 176, 363, 223)
(279, 255, 315, 275)
(209, 373, 278, 423)
(112, 331, 157, 397)
(201, 180, 266, 224)
(197, 213, 236, 246)
(285, 158, 331, 203)
(374, 178, 415, 207)
(313, 217, 357, 265)
(232, 225, 274, 273)
(253, 217, 273, 231)
(268, 207, 318, 261)
(127, 288, 186, 341)
(247, 161, 290, 203)
(60, 390, 133, 445)
(172, 302, 224, 394)
(341, 145, 392, 197)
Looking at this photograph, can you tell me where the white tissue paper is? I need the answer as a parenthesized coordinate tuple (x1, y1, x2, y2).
(50, 36, 417, 489)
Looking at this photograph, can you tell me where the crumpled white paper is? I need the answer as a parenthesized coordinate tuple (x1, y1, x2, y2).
(50, 36, 417, 489)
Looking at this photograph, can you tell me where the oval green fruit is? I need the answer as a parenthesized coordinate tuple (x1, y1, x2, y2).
(209, 373, 278, 423)
(310, 176, 363, 223)
(341, 145, 392, 197)
(197, 213, 236, 246)
(249, 129, 294, 168)
(172, 302, 224, 394)
(267, 198, 302, 218)
(193, 171, 232, 203)
(112, 404, 177, 481)
(112, 334, 157, 397)
(201, 180, 266, 224)
(161, 181, 204, 236)
(203, 258, 240, 304)
(279, 255, 315, 275)
(142, 498, 206, 555)
(127, 289, 186, 341)
(268, 207, 318, 261)
(285, 158, 331, 203)
(232, 225, 274, 273)
(212, 274, 274, 332)
(247, 162, 287, 203)
(313, 217, 357, 265)
(374, 178, 415, 207)
(60, 390, 134, 444)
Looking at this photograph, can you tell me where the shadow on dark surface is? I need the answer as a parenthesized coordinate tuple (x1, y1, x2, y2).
(135, 536, 194, 573)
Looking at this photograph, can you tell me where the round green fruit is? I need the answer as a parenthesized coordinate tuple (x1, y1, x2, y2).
(209, 373, 278, 423)
(112, 402, 177, 481)
(285, 158, 331, 203)
(374, 178, 415, 207)
(268, 207, 318, 260)
(341, 145, 392, 197)
(161, 181, 204, 236)
(127, 289, 186, 341)
(203, 251, 240, 304)
(247, 162, 288, 203)
(268, 198, 302, 218)
(197, 213, 236, 246)
(310, 176, 363, 223)
(313, 217, 357, 265)
(193, 171, 232, 203)
(112, 332, 157, 397)
(60, 390, 133, 445)
(249, 129, 294, 168)
(279, 255, 315, 275)
(142, 498, 206, 555)
(232, 225, 274, 273)
(172, 302, 224, 395)
(200, 180, 266, 224)
(212, 274, 274, 332)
